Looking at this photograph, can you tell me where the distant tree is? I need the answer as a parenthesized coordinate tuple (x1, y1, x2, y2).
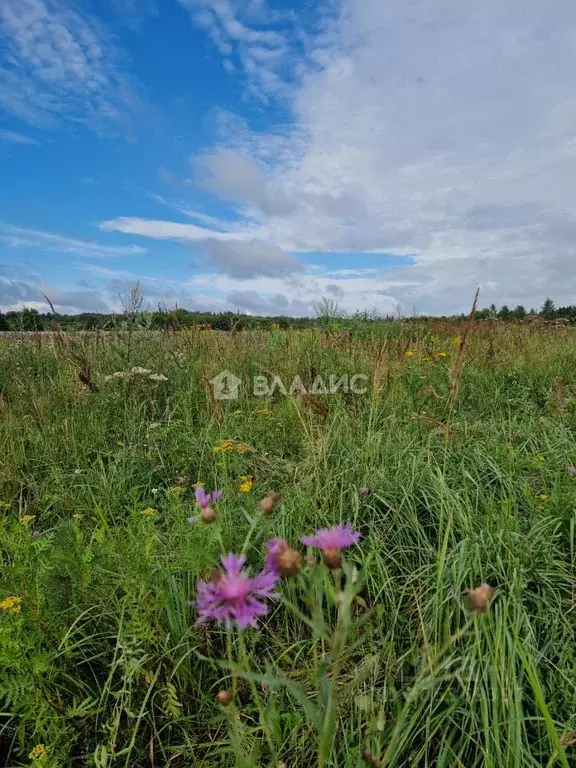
(498, 305, 511, 319)
(20, 307, 44, 331)
(0, 312, 8, 331)
(512, 305, 527, 319)
(540, 297, 556, 319)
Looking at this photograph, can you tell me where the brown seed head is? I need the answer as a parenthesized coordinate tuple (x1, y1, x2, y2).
(361, 749, 381, 768)
(323, 548, 343, 570)
(258, 492, 281, 516)
(200, 507, 217, 524)
(276, 547, 301, 577)
(465, 583, 495, 614)
(217, 690, 232, 706)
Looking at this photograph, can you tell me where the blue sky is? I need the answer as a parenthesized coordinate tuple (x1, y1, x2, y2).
(2, 0, 576, 316)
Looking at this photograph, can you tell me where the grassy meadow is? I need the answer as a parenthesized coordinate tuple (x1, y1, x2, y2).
(1, 321, 576, 767)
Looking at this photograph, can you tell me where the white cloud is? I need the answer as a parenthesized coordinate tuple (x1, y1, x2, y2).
(0, 0, 139, 133)
(174, 0, 576, 312)
(176, 0, 293, 97)
(0, 128, 40, 144)
(0, 223, 145, 258)
(100, 216, 248, 242)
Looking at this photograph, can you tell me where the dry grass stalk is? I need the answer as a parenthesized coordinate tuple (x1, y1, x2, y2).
(448, 287, 479, 408)
(201, 374, 222, 425)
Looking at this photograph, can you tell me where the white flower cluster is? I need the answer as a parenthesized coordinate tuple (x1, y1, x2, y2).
(103, 366, 168, 383)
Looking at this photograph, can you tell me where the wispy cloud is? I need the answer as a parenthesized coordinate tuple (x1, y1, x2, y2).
(0, 0, 140, 133)
(0, 128, 40, 144)
(176, 0, 297, 97)
(0, 223, 145, 258)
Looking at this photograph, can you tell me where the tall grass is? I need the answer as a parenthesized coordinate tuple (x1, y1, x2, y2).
(0, 322, 575, 766)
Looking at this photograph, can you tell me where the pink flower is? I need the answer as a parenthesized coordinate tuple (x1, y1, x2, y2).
(302, 523, 361, 569)
(359, 487, 370, 495)
(194, 553, 278, 629)
(569, 465, 576, 476)
(301, 522, 361, 550)
(194, 487, 223, 509)
(265, 538, 288, 573)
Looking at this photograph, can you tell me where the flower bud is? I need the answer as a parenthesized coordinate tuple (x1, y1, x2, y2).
(276, 547, 301, 577)
(323, 548, 343, 569)
(200, 507, 217, 524)
(258, 492, 281, 516)
(361, 749, 381, 767)
(465, 583, 495, 614)
(217, 690, 232, 706)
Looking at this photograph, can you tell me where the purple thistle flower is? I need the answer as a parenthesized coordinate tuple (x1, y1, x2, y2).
(359, 486, 370, 495)
(194, 487, 223, 509)
(301, 522, 362, 551)
(264, 538, 288, 573)
(194, 553, 278, 629)
(569, 465, 576, 476)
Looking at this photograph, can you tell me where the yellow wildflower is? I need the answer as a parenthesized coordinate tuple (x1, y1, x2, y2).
(28, 744, 48, 761)
(270, 322, 281, 331)
(193, 481, 204, 489)
(239, 476, 253, 493)
(452, 336, 461, 347)
(235, 442, 252, 454)
(405, 349, 416, 358)
(436, 351, 448, 358)
(213, 439, 235, 454)
(20, 514, 36, 526)
(537, 493, 548, 501)
(0, 596, 22, 614)
(140, 507, 158, 517)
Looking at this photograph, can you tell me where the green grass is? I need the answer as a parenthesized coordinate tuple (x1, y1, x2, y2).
(0, 322, 575, 766)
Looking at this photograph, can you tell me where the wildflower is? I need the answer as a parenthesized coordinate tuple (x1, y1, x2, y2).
(404, 349, 416, 358)
(140, 507, 157, 518)
(568, 465, 576, 476)
(258, 492, 281, 516)
(174, 475, 187, 485)
(0, 596, 22, 614)
(149, 373, 168, 382)
(193, 553, 278, 629)
(31, 530, 41, 539)
(28, 744, 48, 761)
(301, 522, 362, 569)
(270, 322, 281, 331)
(189, 487, 222, 524)
(151, 488, 159, 496)
(239, 476, 253, 493)
(235, 442, 252, 454)
(19, 514, 36, 526)
(465, 583, 495, 614)
(130, 366, 152, 375)
(452, 336, 461, 347)
(436, 351, 448, 358)
(195, 487, 223, 509)
(213, 438, 235, 454)
(359, 487, 370, 495)
(537, 493, 548, 501)
(217, 689, 233, 706)
(265, 538, 301, 577)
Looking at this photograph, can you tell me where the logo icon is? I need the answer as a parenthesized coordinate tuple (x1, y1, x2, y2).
(210, 370, 242, 400)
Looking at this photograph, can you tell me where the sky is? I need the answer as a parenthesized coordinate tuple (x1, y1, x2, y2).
(1, 0, 576, 317)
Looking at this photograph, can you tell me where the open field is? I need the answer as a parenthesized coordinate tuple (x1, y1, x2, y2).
(1, 322, 576, 767)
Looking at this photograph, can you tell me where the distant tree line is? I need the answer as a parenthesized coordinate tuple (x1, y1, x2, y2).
(1, 297, 575, 332)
